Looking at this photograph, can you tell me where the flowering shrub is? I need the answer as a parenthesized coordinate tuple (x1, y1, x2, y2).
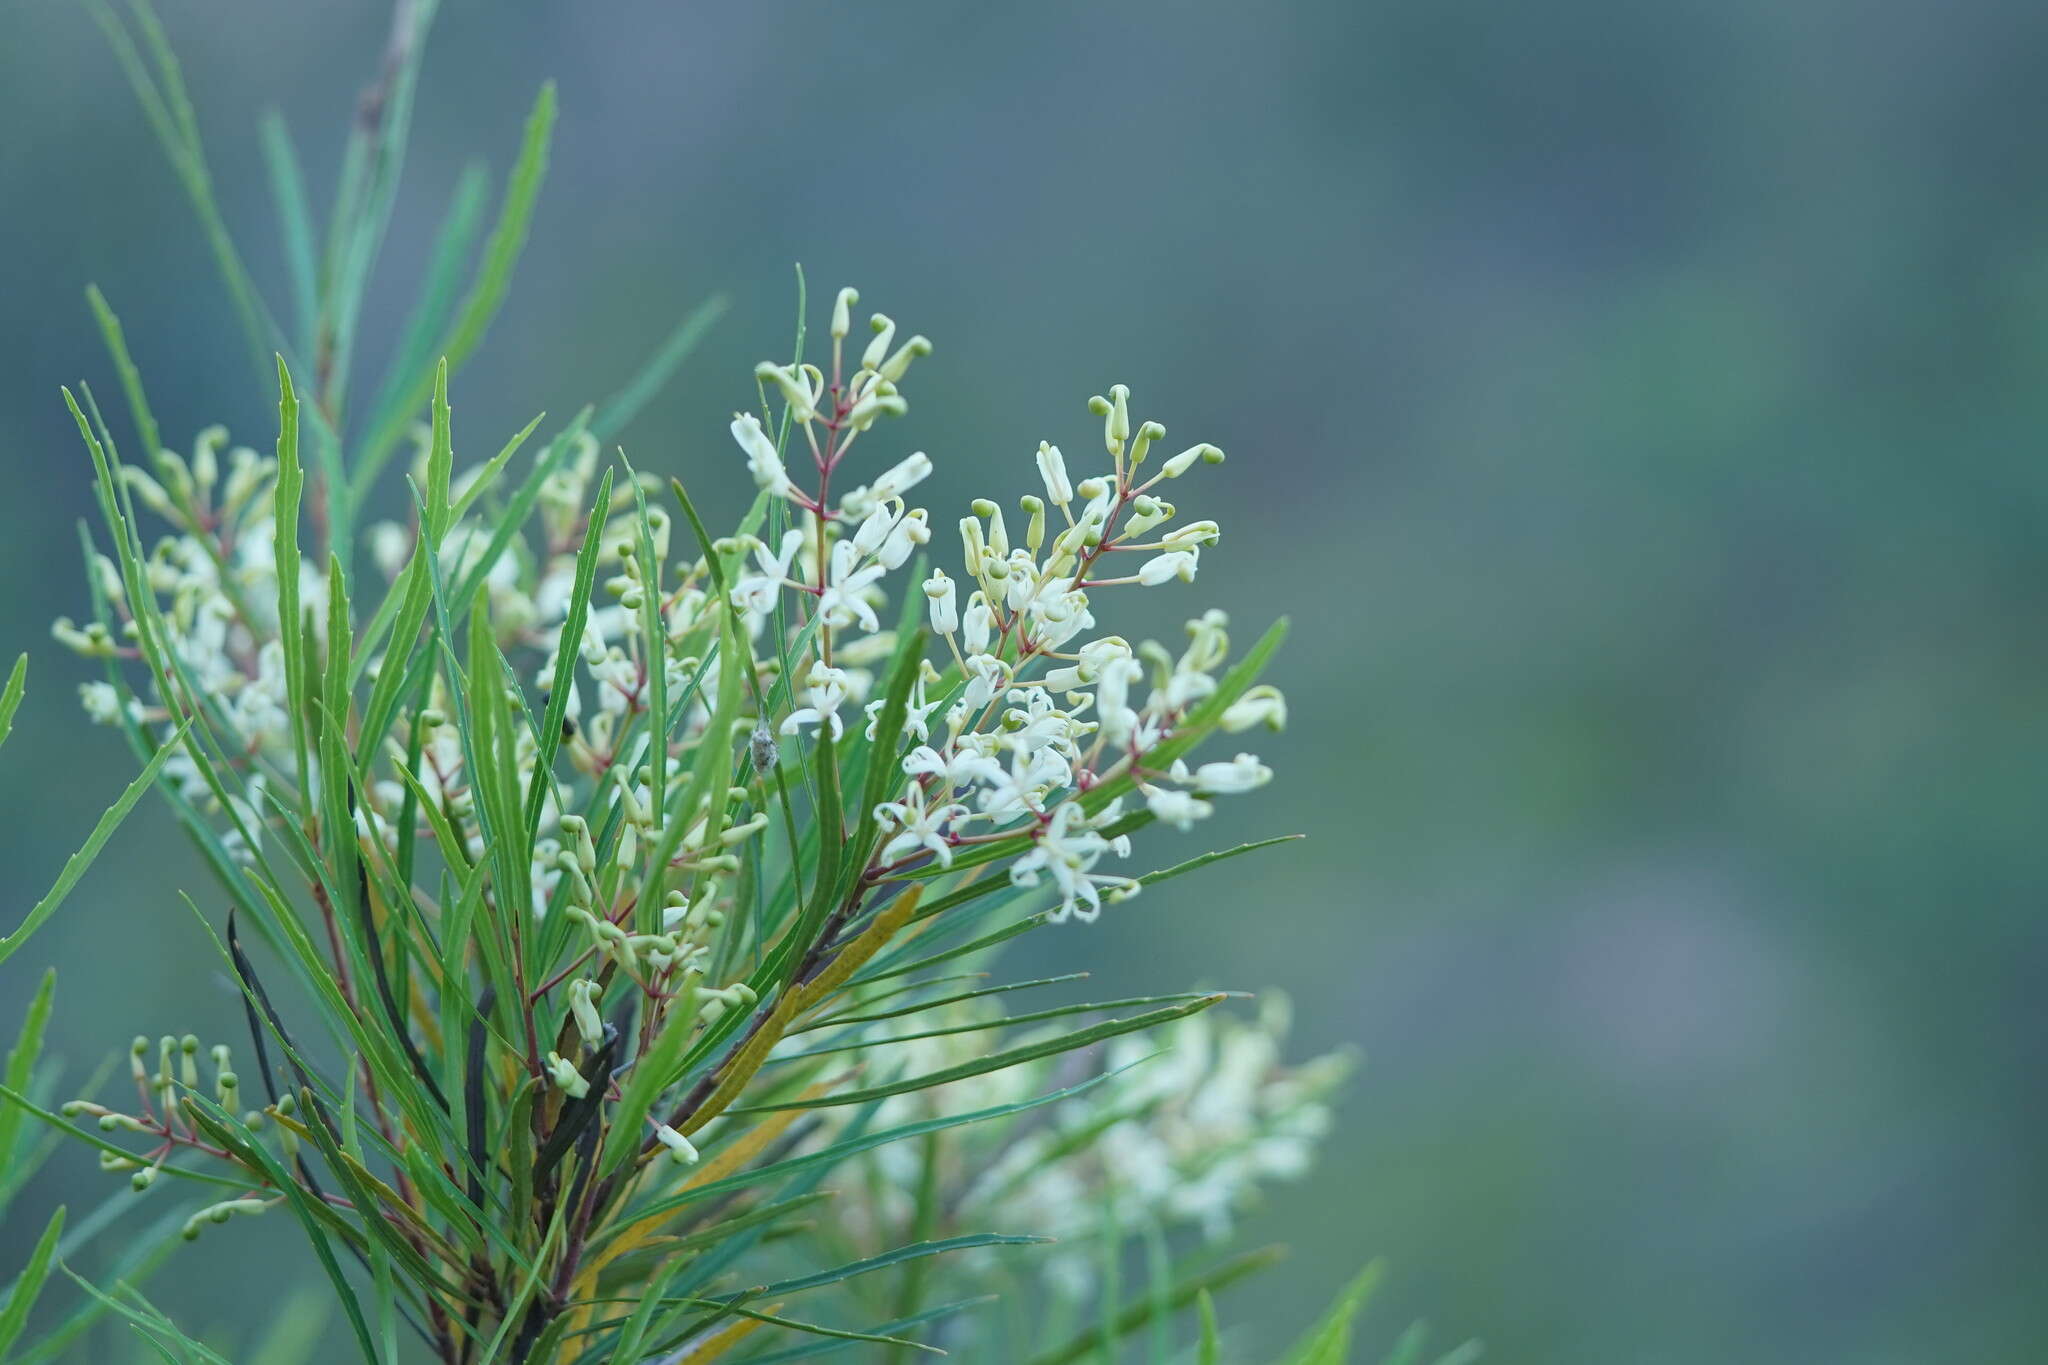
(0, 4, 1476, 1363)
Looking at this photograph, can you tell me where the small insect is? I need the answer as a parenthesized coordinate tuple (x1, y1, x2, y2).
(749, 718, 779, 776)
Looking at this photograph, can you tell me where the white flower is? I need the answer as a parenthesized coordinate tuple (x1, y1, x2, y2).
(975, 744, 1069, 824)
(1093, 655, 1145, 747)
(730, 412, 796, 500)
(864, 663, 942, 744)
(903, 743, 1004, 792)
(961, 592, 994, 656)
(781, 661, 851, 740)
(79, 681, 125, 725)
(1221, 684, 1287, 733)
(1181, 753, 1272, 794)
(819, 540, 885, 632)
(875, 785, 971, 868)
(1035, 441, 1073, 506)
(1007, 801, 1137, 923)
(870, 451, 932, 502)
(1136, 549, 1199, 586)
(1143, 785, 1213, 831)
(923, 567, 958, 635)
(877, 507, 929, 569)
(731, 529, 803, 616)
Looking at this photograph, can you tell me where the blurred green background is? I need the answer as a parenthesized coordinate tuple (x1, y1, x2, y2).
(4, 0, 2047, 1360)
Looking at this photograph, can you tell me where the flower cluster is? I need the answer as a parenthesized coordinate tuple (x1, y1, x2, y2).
(50, 282, 1325, 1363)
(837, 995, 1348, 1299)
(728, 287, 1288, 922)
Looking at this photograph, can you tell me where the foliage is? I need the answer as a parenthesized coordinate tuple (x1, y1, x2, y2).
(0, 3, 1476, 1362)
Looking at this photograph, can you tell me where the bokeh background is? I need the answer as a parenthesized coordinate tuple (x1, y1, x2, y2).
(4, 1, 2047, 1360)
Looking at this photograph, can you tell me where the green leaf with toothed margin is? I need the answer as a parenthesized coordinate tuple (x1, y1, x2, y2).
(0, 1206, 64, 1359)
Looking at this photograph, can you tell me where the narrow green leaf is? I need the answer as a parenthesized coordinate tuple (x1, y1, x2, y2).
(0, 1205, 63, 1357)
(0, 969, 57, 1196)
(594, 1067, 1126, 1241)
(355, 81, 557, 484)
(731, 995, 1225, 1113)
(1025, 1246, 1289, 1365)
(1279, 1262, 1386, 1365)
(1198, 1289, 1221, 1365)
(273, 356, 309, 804)
(524, 465, 612, 841)
(796, 972, 1087, 1033)
(84, 285, 161, 472)
(748, 1233, 1049, 1300)
(590, 293, 730, 442)
(364, 163, 492, 446)
(604, 1255, 687, 1364)
(1378, 1321, 1429, 1365)
(0, 654, 25, 753)
(0, 724, 186, 968)
(258, 111, 320, 355)
(424, 358, 454, 545)
(736, 1297, 995, 1365)
(774, 992, 1228, 1064)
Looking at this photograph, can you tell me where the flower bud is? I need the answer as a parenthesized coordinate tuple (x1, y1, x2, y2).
(1159, 443, 1223, 478)
(878, 335, 932, 384)
(1106, 384, 1130, 454)
(568, 980, 605, 1048)
(1035, 442, 1073, 506)
(1130, 420, 1165, 466)
(862, 314, 897, 372)
(754, 362, 816, 422)
(830, 286, 859, 340)
(655, 1123, 700, 1165)
(923, 568, 958, 634)
(545, 1051, 590, 1099)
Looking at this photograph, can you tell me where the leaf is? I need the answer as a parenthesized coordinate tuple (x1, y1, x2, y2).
(257, 111, 319, 354)
(678, 888, 924, 1138)
(89, 0, 287, 386)
(1024, 1246, 1288, 1365)
(743, 1233, 1049, 1301)
(423, 358, 454, 545)
(1136, 834, 1303, 891)
(728, 997, 1227, 1115)
(796, 971, 1087, 1033)
(1378, 1322, 1428, 1365)
(604, 1255, 687, 1363)
(0, 724, 187, 968)
(363, 162, 492, 445)
(244, 1286, 333, 1365)
(178, 1103, 380, 1363)
(773, 991, 1230, 1064)
(1198, 1289, 1221, 1365)
(736, 1297, 995, 1365)
(272, 356, 309, 803)
(0, 969, 57, 1209)
(53, 1266, 235, 1365)
(355, 81, 558, 484)
(0, 654, 23, 752)
(591, 294, 730, 442)
(593, 1065, 1129, 1242)
(0, 1205, 65, 1359)
(1278, 1262, 1386, 1365)
(524, 465, 613, 842)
